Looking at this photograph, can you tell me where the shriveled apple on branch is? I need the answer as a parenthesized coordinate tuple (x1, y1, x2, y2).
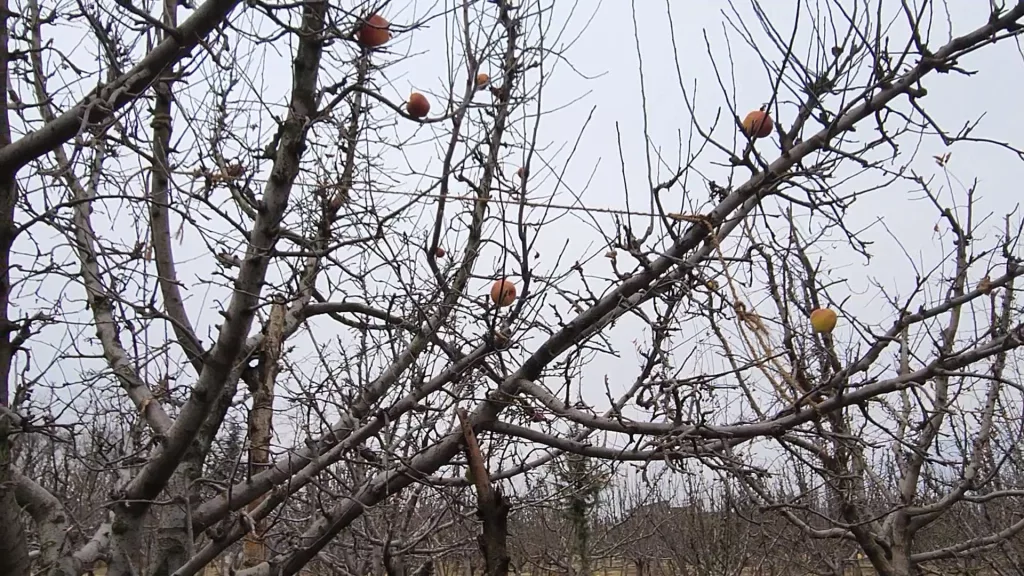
(357, 14, 390, 48)
(742, 109, 773, 139)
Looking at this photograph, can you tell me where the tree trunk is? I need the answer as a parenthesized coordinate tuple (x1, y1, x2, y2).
(243, 299, 284, 567)
(0, 0, 30, 566)
(476, 487, 511, 576)
(457, 408, 510, 576)
(144, 2, 197, 570)
(0, 424, 31, 576)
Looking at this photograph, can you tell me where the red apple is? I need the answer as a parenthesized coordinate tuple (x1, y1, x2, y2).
(742, 110, 773, 139)
(357, 14, 390, 48)
(407, 92, 430, 119)
(490, 279, 517, 307)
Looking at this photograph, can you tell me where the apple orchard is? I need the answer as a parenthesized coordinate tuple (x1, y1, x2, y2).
(1, 2, 1024, 576)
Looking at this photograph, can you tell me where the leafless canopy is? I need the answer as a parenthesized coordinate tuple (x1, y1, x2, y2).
(1, 1, 1024, 576)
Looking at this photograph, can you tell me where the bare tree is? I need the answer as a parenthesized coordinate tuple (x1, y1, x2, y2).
(719, 173, 1024, 576)
(1, 1, 1024, 576)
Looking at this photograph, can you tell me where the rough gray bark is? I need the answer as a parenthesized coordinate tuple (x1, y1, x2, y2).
(0, 425, 30, 576)
(144, 1, 207, 572)
(0, 0, 32, 567)
(242, 299, 284, 567)
(13, 473, 74, 575)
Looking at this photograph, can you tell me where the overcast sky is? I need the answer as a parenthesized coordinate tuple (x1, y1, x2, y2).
(17, 0, 1024, 490)
(379, 0, 1024, 399)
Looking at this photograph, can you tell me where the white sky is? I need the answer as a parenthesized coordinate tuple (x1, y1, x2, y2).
(11, 0, 1024, 496)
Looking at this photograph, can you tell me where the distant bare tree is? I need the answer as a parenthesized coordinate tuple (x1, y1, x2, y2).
(720, 190, 1024, 576)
